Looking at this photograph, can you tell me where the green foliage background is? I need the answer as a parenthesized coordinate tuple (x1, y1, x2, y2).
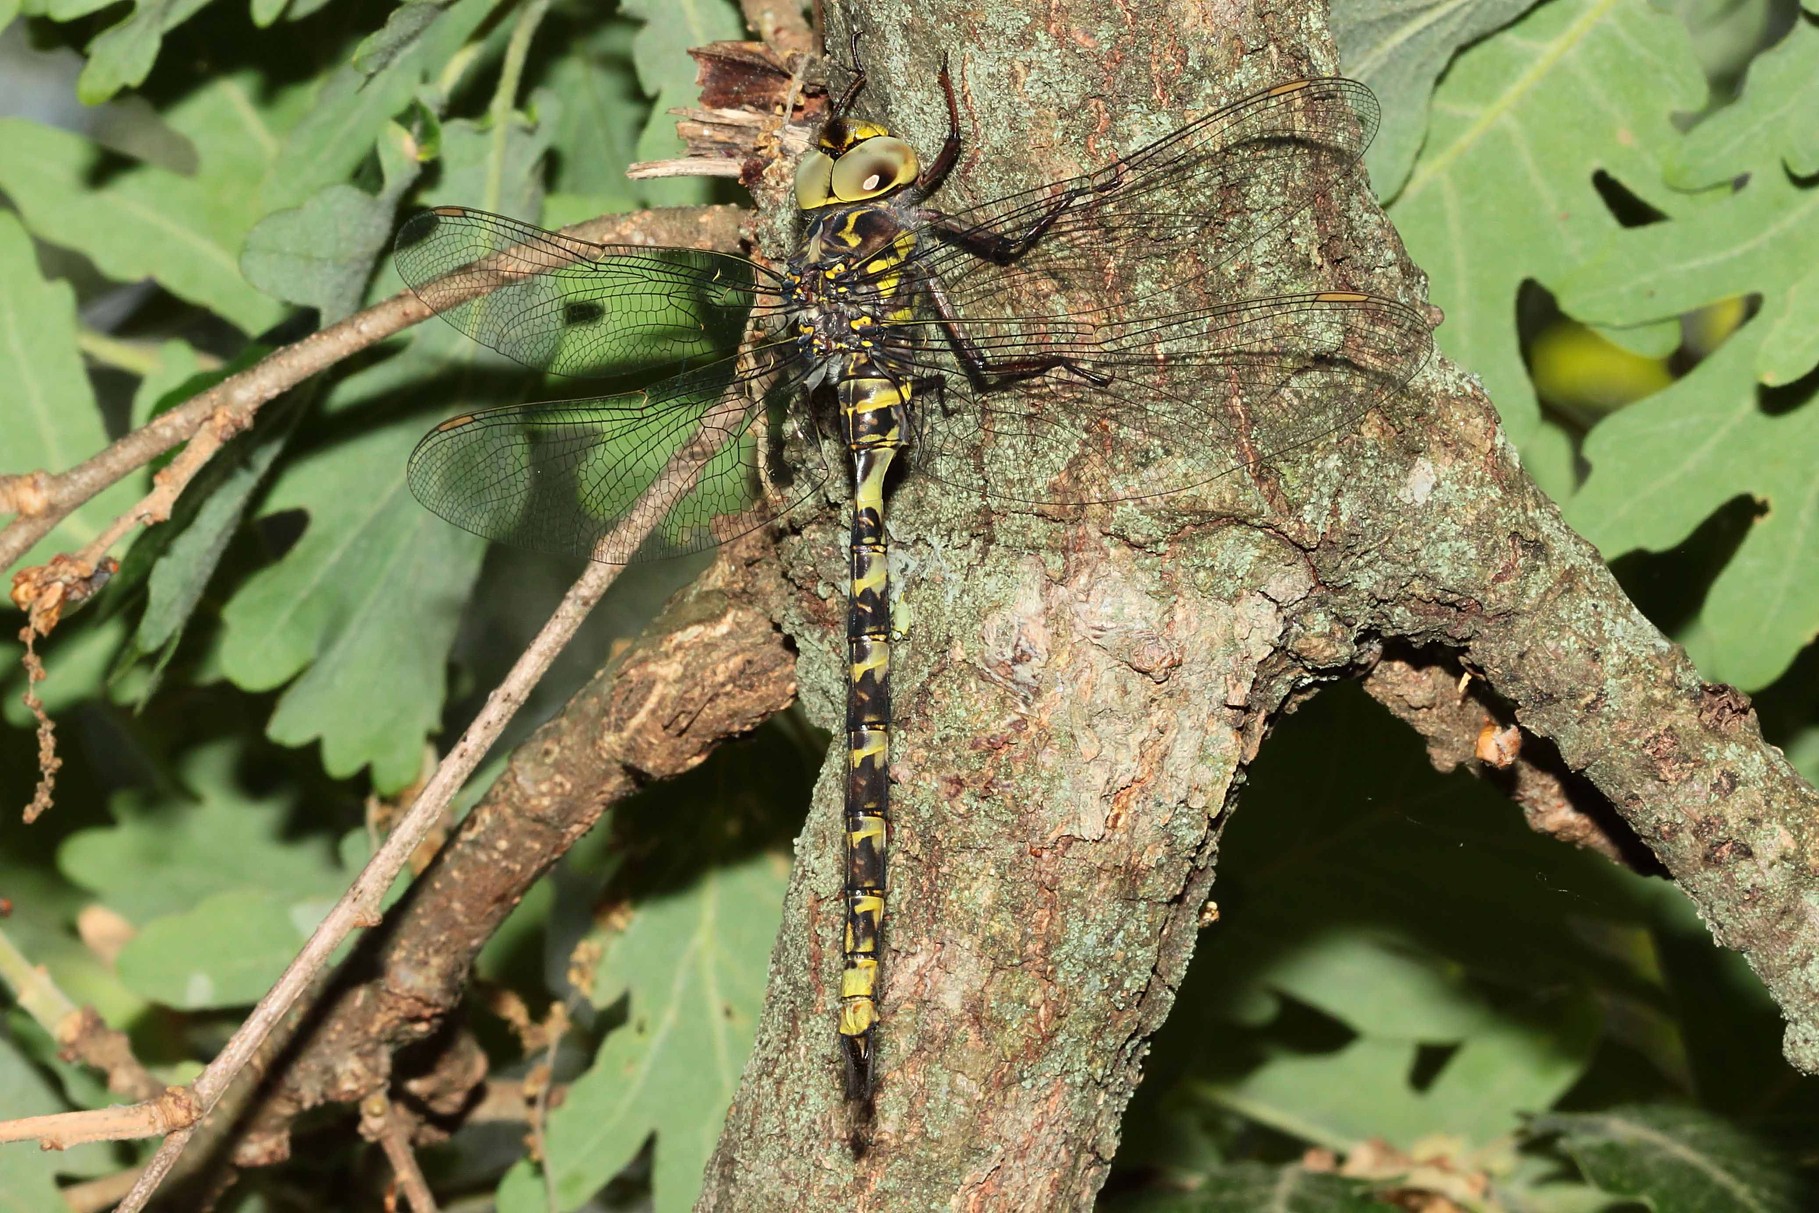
(0, 0, 1815, 1209)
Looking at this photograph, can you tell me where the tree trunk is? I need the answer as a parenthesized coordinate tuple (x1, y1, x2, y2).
(700, 0, 1819, 1207)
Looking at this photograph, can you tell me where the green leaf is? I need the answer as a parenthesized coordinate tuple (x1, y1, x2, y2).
(213, 352, 488, 791)
(1564, 324, 1819, 691)
(1556, 23, 1819, 389)
(0, 210, 139, 567)
(1385, 0, 1707, 499)
(1114, 1161, 1400, 1212)
(0, 1032, 119, 1210)
(1669, 19, 1819, 188)
(537, 12, 644, 214)
(267, 0, 504, 213)
(113, 883, 329, 1003)
(0, 72, 309, 331)
(350, 0, 462, 78)
(58, 742, 344, 925)
(1331, 0, 1543, 199)
(1558, 172, 1819, 382)
(1206, 991, 1599, 1148)
(495, 854, 787, 1213)
(115, 886, 327, 1007)
(33, 0, 120, 18)
(0, 615, 129, 725)
(620, 0, 741, 100)
(1758, 263, 1819, 387)
(1547, 20, 1819, 690)
(76, 0, 214, 103)
(241, 184, 403, 318)
(1532, 1105, 1807, 1212)
(131, 408, 295, 682)
(1123, 687, 1712, 1174)
(1228, 929, 1503, 1042)
(242, 122, 421, 322)
(97, 344, 268, 682)
(218, 111, 550, 791)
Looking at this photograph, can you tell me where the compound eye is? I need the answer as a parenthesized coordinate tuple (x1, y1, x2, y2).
(794, 150, 837, 209)
(830, 138, 917, 201)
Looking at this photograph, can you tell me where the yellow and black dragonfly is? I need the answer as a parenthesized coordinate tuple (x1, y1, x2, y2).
(394, 51, 1432, 1105)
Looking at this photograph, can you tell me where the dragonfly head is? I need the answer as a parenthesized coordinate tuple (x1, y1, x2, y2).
(795, 117, 919, 210)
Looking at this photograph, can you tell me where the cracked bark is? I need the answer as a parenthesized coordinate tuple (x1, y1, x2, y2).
(698, 1, 1819, 1209)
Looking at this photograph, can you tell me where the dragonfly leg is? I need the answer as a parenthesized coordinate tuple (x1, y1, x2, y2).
(920, 268, 1114, 387)
(915, 58, 962, 194)
(829, 26, 868, 119)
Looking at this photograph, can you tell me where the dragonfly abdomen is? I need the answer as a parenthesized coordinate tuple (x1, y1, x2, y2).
(837, 362, 911, 1101)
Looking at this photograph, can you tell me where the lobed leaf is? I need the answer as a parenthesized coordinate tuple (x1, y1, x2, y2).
(0, 211, 135, 568)
(1557, 24, 1819, 689)
(1332, 0, 1544, 199)
(1385, 0, 1707, 498)
(0, 72, 309, 331)
(494, 855, 787, 1213)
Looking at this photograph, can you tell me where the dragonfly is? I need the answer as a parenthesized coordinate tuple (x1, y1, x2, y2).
(393, 45, 1432, 1105)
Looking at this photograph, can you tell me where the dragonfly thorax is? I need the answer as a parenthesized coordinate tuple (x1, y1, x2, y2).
(784, 202, 923, 380)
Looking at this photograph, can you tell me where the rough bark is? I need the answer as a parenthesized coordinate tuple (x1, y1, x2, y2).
(699, 0, 1819, 1209)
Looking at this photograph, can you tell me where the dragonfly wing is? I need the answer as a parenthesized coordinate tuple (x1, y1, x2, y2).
(915, 78, 1379, 321)
(395, 207, 780, 380)
(407, 340, 825, 563)
(907, 292, 1432, 505)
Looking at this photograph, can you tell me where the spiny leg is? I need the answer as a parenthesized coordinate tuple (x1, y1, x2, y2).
(917, 267, 1114, 387)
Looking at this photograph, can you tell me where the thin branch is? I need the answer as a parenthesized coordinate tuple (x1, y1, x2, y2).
(3, 353, 773, 1209)
(627, 157, 748, 180)
(361, 1095, 439, 1213)
(60, 1165, 147, 1213)
(0, 206, 748, 578)
(0, 1088, 199, 1149)
(0, 927, 161, 1100)
(95, 555, 627, 1210)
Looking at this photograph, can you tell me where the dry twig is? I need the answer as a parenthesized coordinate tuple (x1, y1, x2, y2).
(361, 1095, 439, 1213)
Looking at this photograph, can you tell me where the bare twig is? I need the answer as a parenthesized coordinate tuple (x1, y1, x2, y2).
(9, 355, 769, 1211)
(0, 930, 160, 1099)
(60, 1165, 147, 1213)
(361, 1095, 439, 1213)
(0, 1088, 199, 1149)
(94, 554, 626, 1210)
(0, 206, 748, 579)
(627, 156, 748, 180)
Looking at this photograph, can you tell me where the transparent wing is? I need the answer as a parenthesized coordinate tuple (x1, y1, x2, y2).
(406, 340, 826, 564)
(913, 78, 1379, 311)
(905, 292, 1432, 505)
(394, 207, 785, 381)
(873, 76, 1426, 502)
